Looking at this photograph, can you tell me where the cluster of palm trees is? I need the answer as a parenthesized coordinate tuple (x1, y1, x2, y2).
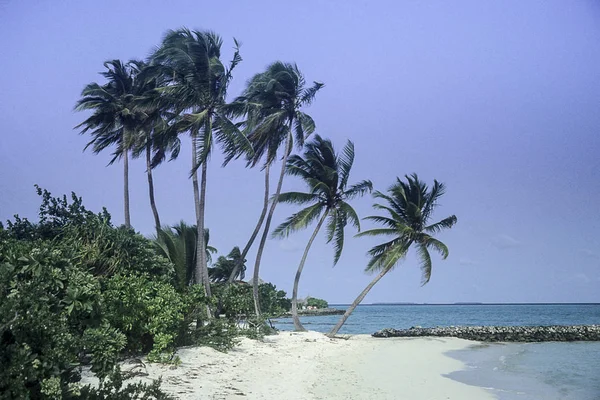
(76, 27, 457, 336)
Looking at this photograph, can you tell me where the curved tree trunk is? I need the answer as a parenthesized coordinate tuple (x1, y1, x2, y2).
(291, 212, 327, 331)
(252, 133, 293, 317)
(146, 142, 161, 233)
(123, 150, 131, 229)
(227, 164, 270, 284)
(327, 267, 391, 337)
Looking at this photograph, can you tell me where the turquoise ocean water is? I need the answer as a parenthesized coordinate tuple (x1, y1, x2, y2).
(273, 304, 600, 399)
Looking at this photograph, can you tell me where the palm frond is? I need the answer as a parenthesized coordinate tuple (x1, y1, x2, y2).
(300, 81, 324, 106)
(271, 203, 324, 238)
(355, 228, 398, 238)
(424, 215, 457, 234)
(344, 180, 373, 200)
(332, 212, 345, 265)
(276, 191, 320, 205)
(337, 140, 354, 189)
(423, 236, 449, 259)
(362, 215, 397, 229)
(338, 201, 360, 231)
(416, 243, 432, 286)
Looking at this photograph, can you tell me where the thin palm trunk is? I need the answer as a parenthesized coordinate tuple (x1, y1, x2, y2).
(198, 161, 211, 298)
(146, 141, 161, 233)
(227, 164, 271, 284)
(252, 132, 293, 316)
(327, 267, 391, 337)
(191, 134, 203, 285)
(292, 212, 328, 331)
(123, 149, 131, 229)
(192, 133, 212, 322)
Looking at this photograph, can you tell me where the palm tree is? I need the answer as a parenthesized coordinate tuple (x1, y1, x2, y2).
(209, 247, 246, 283)
(151, 29, 250, 299)
(230, 62, 323, 316)
(128, 60, 176, 234)
(75, 60, 142, 229)
(225, 162, 270, 285)
(154, 221, 217, 291)
(327, 174, 457, 337)
(272, 135, 372, 331)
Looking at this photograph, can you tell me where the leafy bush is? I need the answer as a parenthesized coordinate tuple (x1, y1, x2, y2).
(213, 282, 291, 320)
(0, 188, 205, 398)
(0, 241, 88, 398)
(79, 368, 174, 400)
(306, 297, 328, 309)
(0, 187, 286, 398)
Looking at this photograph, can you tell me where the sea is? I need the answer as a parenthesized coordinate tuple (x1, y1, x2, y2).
(272, 304, 600, 400)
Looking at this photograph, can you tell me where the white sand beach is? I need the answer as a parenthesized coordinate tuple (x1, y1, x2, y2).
(83, 331, 494, 399)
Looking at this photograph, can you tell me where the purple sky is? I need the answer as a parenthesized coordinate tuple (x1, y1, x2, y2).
(1, 0, 599, 303)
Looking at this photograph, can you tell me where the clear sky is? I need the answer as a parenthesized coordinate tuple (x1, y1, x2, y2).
(1, 0, 599, 303)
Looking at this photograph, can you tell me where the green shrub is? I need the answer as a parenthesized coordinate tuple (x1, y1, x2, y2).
(306, 297, 328, 309)
(79, 368, 174, 400)
(0, 242, 85, 399)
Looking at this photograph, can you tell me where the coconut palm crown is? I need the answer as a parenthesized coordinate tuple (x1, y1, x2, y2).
(328, 174, 457, 337)
(75, 60, 145, 229)
(359, 174, 457, 283)
(273, 135, 372, 264)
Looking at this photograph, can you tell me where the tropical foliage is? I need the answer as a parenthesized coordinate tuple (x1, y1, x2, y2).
(0, 188, 287, 398)
(272, 135, 372, 330)
(150, 29, 250, 300)
(209, 247, 246, 282)
(328, 174, 457, 336)
(229, 62, 323, 316)
(75, 60, 142, 229)
(1, 23, 461, 397)
(306, 297, 329, 309)
(154, 222, 217, 291)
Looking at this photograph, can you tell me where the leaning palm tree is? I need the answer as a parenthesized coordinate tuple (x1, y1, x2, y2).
(272, 135, 372, 331)
(128, 60, 177, 233)
(75, 60, 142, 229)
(154, 222, 217, 291)
(151, 29, 250, 298)
(328, 174, 457, 337)
(229, 62, 323, 316)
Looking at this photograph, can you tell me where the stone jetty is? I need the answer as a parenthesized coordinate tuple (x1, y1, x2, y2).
(372, 325, 600, 342)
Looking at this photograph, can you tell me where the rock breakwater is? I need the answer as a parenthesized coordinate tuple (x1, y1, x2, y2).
(279, 308, 345, 317)
(372, 325, 600, 342)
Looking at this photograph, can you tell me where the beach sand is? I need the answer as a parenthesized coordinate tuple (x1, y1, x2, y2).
(82, 331, 493, 399)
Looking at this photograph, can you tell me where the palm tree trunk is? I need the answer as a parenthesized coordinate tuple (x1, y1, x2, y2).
(192, 133, 212, 323)
(123, 150, 131, 229)
(252, 133, 293, 317)
(191, 134, 203, 286)
(292, 212, 327, 331)
(227, 164, 270, 284)
(198, 161, 211, 299)
(327, 267, 391, 337)
(146, 142, 161, 233)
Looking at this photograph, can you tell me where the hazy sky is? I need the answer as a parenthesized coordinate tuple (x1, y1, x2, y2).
(1, 0, 599, 303)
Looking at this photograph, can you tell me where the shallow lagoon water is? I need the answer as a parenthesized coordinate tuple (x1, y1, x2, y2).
(273, 304, 600, 399)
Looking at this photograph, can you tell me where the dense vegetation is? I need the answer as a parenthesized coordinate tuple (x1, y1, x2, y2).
(1, 25, 457, 398)
(0, 188, 290, 399)
(306, 297, 329, 309)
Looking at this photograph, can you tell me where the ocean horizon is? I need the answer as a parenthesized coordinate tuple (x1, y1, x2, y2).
(274, 303, 600, 399)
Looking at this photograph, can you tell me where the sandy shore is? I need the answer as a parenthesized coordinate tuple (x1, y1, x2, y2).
(82, 331, 494, 399)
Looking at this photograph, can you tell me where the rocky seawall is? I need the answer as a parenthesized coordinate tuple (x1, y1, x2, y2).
(279, 308, 345, 317)
(372, 325, 600, 342)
